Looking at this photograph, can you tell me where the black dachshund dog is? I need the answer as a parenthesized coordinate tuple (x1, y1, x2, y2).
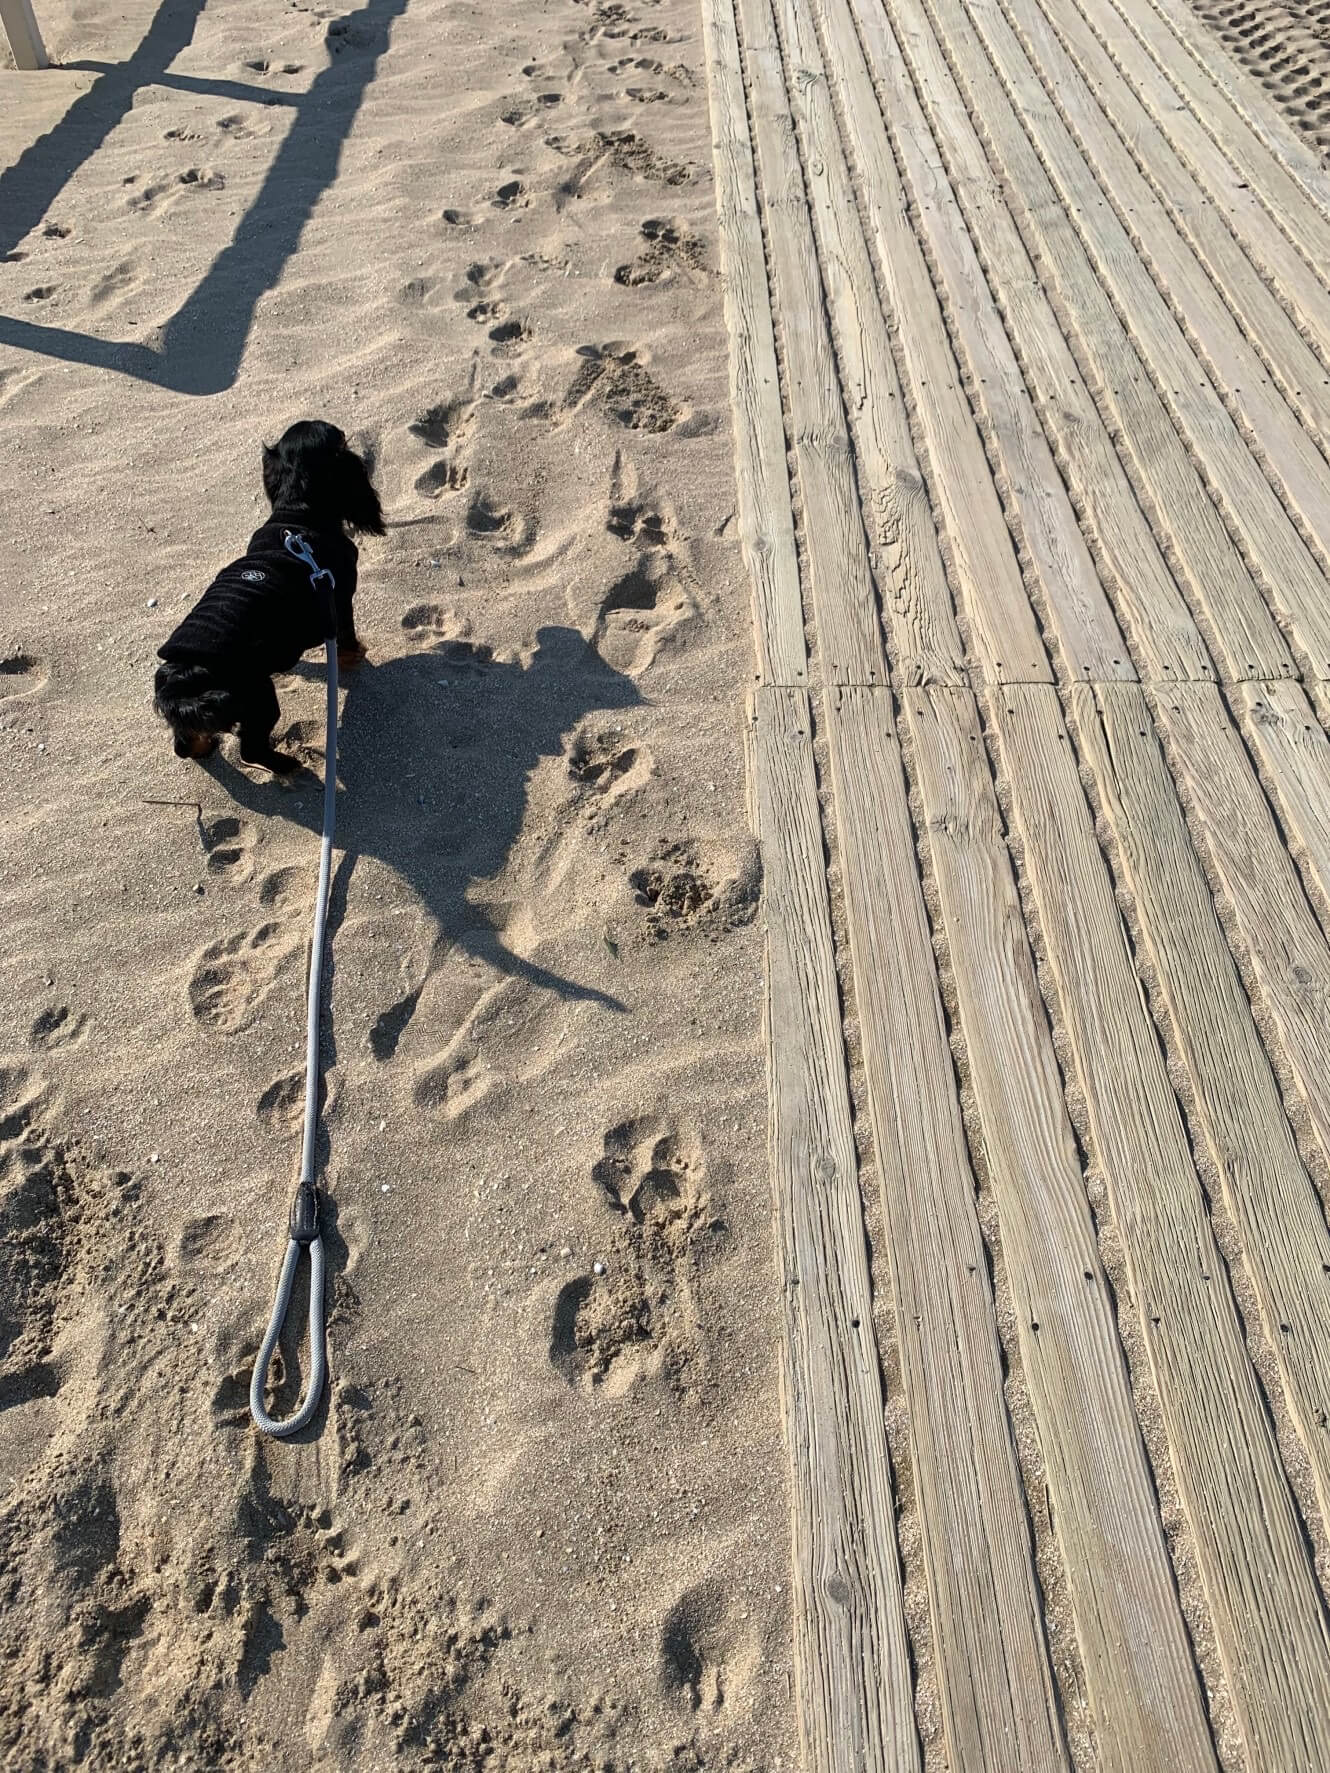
(153, 420, 385, 773)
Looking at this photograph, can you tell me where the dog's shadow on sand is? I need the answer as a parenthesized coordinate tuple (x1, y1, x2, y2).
(208, 624, 642, 1052)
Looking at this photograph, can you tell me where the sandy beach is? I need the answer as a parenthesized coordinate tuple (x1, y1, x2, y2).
(0, 0, 795, 1765)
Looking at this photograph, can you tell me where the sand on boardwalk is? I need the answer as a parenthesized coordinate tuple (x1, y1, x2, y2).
(0, 0, 796, 1765)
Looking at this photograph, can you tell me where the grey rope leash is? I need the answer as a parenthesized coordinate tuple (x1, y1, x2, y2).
(249, 531, 340, 1437)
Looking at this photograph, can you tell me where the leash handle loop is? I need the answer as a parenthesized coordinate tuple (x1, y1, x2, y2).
(249, 1219, 327, 1438)
(250, 635, 339, 1438)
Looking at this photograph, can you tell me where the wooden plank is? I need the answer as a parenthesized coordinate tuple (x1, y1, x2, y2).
(740, 4, 1067, 1749)
(987, 0, 1330, 630)
(1031, 0, 1330, 443)
(748, 0, 1050, 684)
(990, 682, 1330, 1768)
(750, 684, 920, 1773)
(823, 684, 1066, 1772)
(701, 0, 809, 687)
(1118, 0, 1330, 243)
(867, 0, 1293, 683)
(948, 0, 1330, 678)
(1073, 681, 1330, 1540)
(838, 0, 1210, 684)
(1231, 679, 1330, 936)
(1049, 0, 1330, 378)
(903, 685, 1215, 1773)
(1154, 683, 1330, 1194)
(787, 0, 1129, 684)
(742, 0, 967, 687)
(737, 0, 887, 685)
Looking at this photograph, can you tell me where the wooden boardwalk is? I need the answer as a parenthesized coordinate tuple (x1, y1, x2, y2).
(702, 0, 1330, 1763)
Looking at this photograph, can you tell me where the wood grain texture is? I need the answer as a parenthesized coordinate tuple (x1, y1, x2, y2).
(1118, 0, 1330, 253)
(1231, 678, 1330, 935)
(799, 0, 1130, 685)
(903, 685, 1216, 1773)
(769, 0, 1052, 683)
(1154, 684, 1330, 1195)
(762, 0, 968, 687)
(823, 685, 1066, 1773)
(1075, 682, 1330, 1539)
(751, 685, 920, 1773)
(850, 0, 1213, 683)
(991, 684, 1330, 1768)
(701, 0, 809, 687)
(1050, 0, 1330, 382)
(887, 0, 1296, 682)
(985, 0, 1330, 664)
(738, 0, 887, 686)
(950, 0, 1330, 677)
(702, 0, 1330, 1756)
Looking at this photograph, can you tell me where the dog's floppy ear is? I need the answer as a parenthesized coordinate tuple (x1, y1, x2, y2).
(262, 419, 384, 535)
(336, 447, 386, 536)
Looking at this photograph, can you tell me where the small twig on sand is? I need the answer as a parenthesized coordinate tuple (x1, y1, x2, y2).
(142, 797, 206, 850)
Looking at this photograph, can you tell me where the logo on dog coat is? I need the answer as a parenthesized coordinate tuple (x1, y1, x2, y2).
(240, 569, 266, 583)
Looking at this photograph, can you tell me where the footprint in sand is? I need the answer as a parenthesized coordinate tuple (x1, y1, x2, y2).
(500, 90, 565, 127)
(415, 458, 469, 498)
(454, 258, 507, 302)
(585, 0, 635, 40)
(399, 604, 496, 661)
(492, 179, 526, 208)
(466, 298, 507, 325)
(413, 978, 559, 1115)
(614, 217, 706, 286)
(606, 450, 675, 545)
(177, 167, 226, 190)
(409, 383, 477, 450)
(466, 491, 536, 556)
(567, 726, 652, 808)
(400, 276, 437, 305)
(90, 261, 138, 307)
(257, 865, 310, 913)
(203, 815, 257, 882)
(256, 1068, 335, 1132)
(22, 286, 54, 303)
(488, 317, 532, 356)
(550, 1115, 709, 1399)
(628, 838, 762, 937)
(659, 1577, 761, 1713)
(29, 1006, 88, 1053)
(0, 650, 45, 700)
(488, 373, 522, 402)
(562, 342, 681, 433)
(0, 1065, 67, 1422)
(188, 922, 301, 1034)
(592, 550, 693, 674)
(596, 128, 691, 184)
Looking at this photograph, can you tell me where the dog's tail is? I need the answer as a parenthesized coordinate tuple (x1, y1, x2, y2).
(153, 661, 242, 743)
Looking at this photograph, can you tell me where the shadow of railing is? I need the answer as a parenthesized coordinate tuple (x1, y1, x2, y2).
(0, 0, 408, 393)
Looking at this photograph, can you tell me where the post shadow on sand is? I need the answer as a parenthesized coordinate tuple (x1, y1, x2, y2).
(0, 0, 408, 393)
(207, 625, 642, 1051)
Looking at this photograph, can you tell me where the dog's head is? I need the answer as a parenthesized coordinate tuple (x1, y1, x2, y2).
(262, 419, 386, 537)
